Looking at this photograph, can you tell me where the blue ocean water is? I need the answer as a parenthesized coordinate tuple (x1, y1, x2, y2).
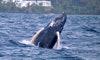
(0, 13, 100, 60)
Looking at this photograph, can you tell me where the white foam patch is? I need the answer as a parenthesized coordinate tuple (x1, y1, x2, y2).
(62, 46, 70, 49)
(53, 44, 70, 50)
(19, 39, 34, 46)
(62, 46, 77, 50)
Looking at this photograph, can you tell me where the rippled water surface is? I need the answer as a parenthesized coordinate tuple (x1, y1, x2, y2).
(0, 13, 100, 60)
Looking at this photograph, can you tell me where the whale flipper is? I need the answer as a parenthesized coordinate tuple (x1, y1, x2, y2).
(53, 31, 61, 49)
(30, 28, 44, 45)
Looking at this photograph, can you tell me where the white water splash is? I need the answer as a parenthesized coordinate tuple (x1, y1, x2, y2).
(62, 46, 70, 49)
(19, 39, 34, 46)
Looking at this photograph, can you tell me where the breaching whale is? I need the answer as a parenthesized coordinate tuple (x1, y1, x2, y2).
(30, 13, 66, 49)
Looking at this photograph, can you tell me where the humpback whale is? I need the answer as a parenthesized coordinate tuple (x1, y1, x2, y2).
(30, 13, 66, 49)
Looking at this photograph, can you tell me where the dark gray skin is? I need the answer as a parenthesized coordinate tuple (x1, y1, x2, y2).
(34, 13, 66, 49)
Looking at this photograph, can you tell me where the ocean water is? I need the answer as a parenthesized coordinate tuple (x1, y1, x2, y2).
(0, 13, 100, 60)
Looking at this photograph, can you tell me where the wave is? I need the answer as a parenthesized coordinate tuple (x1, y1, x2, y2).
(82, 26, 100, 33)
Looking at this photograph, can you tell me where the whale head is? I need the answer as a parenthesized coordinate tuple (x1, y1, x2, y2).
(45, 12, 66, 33)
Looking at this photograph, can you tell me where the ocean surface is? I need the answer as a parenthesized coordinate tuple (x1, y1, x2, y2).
(0, 13, 100, 60)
